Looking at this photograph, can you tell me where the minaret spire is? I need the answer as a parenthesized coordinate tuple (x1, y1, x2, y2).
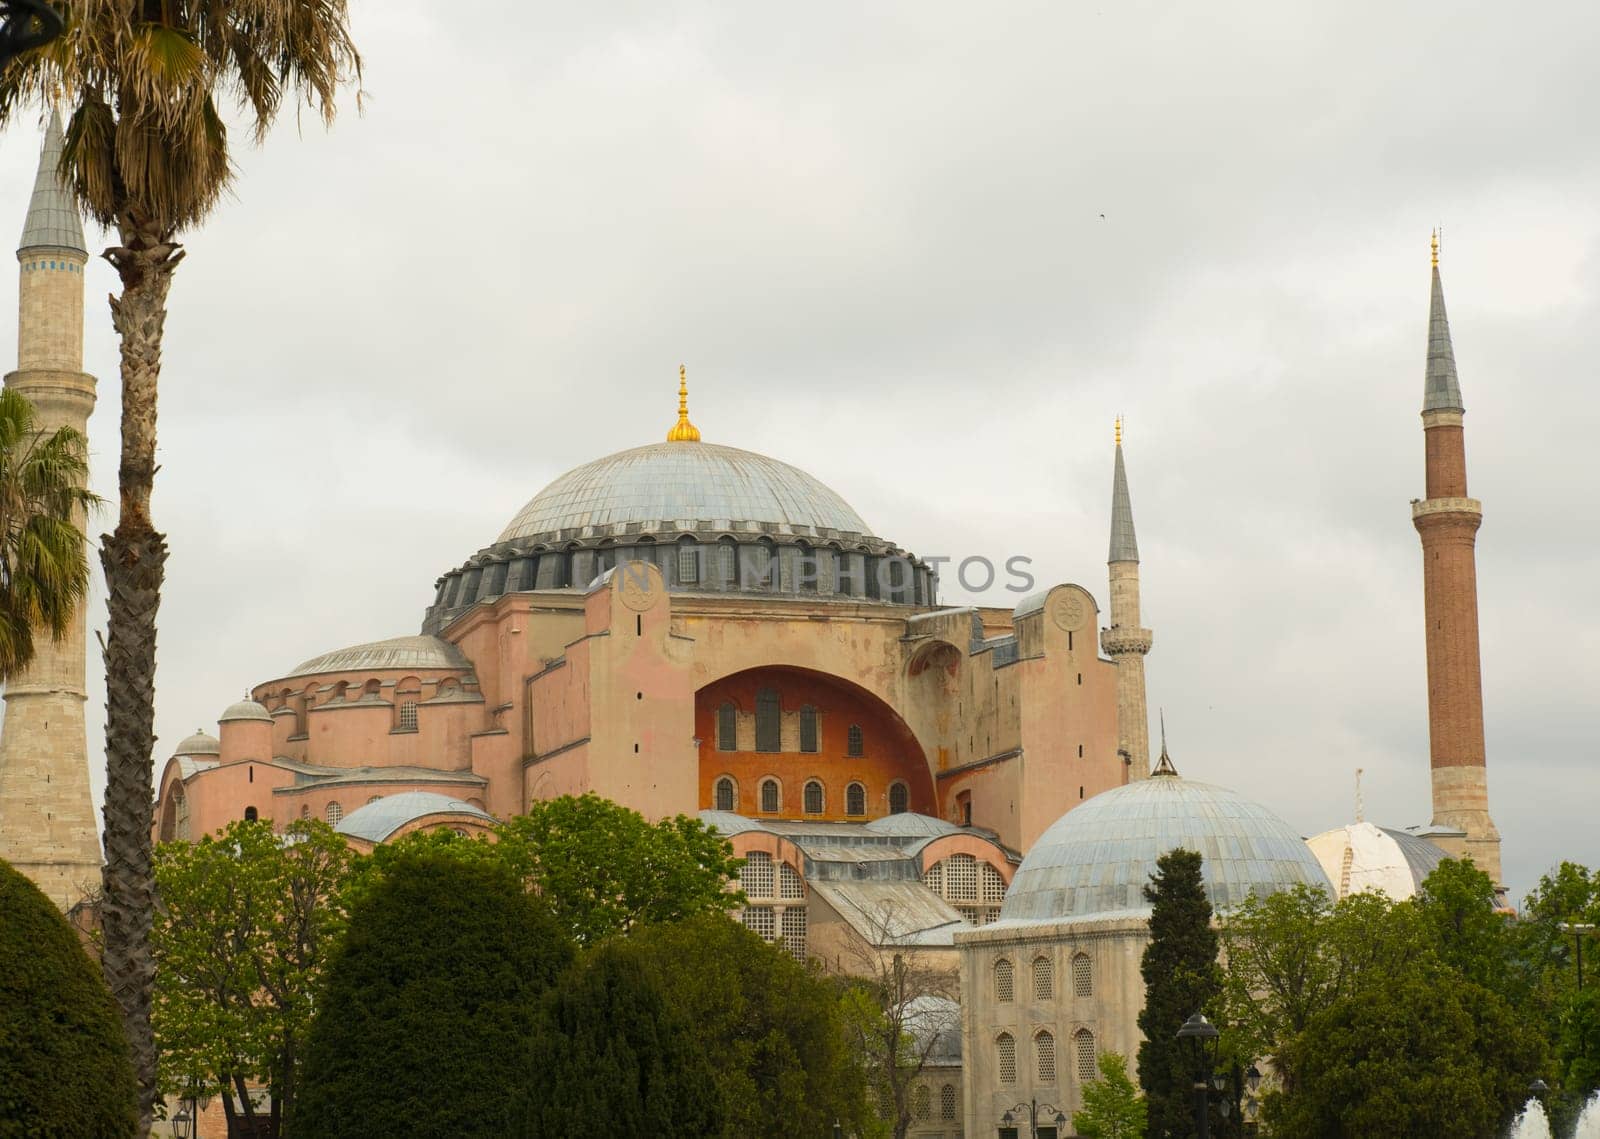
(0, 110, 101, 908)
(666, 363, 701, 442)
(1411, 237, 1502, 888)
(1101, 418, 1154, 780)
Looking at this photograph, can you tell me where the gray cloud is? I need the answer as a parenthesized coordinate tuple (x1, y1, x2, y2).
(1, 0, 1594, 902)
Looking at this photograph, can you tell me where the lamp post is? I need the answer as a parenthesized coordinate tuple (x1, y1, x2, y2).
(0, 0, 61, 65)
(1000, 1098, 1068, 1138)
(1560, 922, 1596, 990)
(1242, 1064, 1262, 1135)
(1176, 1012, 1221, 1139)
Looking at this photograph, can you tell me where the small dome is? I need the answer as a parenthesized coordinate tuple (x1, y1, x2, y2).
(997, 774, 1332, 925)
(290, 635, 469, 678)
(333, 791, 494, 844)
(697, 810, 768, 837)
(498, 441, 874, 542)
(1305, 821, 1448, 901)
(219, 699, 272, 723)
(864, 813, 963, 838)
(173, 730, 220, 757)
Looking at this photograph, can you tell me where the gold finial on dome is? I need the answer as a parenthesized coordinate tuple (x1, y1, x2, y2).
(1115, 415, 1123, 447)
(666, 363, 701, 442)
(1431, 229, 1439, 267)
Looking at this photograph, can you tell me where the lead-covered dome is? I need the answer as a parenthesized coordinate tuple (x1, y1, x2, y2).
(499, 442, 873, 542)
(997, 772, 1332, 925)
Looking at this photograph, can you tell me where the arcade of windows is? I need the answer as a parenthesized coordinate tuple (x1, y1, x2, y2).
(711, 773, 908, 820)
(991, 950, 1098, 1091)
(737, 851, 807, 962)
(909, 1081, 960, 1124)
(921, 853, 1008, 924)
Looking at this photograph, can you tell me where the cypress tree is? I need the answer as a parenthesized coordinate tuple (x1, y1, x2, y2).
(518, 942, 722, 1137)
(1137, 848, 1222, 1139)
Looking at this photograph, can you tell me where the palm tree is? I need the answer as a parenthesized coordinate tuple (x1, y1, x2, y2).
(0, 5, 360, 1131)
(0, 387, 95, 676)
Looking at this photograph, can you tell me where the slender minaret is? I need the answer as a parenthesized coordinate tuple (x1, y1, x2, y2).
(0, 110, 100, 908)
(1100, 418, 1153, 779)
(1412, 233, 1501, 887)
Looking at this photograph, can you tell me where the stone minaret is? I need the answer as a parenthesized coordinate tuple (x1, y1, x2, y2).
(1100, 418, 1153, 780)
(1411, 234, 1501, 887)
(0, 111, 100, 908)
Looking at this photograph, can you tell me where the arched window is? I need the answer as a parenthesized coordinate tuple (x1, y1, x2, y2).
(755, 688, 781, 753)
(300, 804, 309, 819)
(845, 782, 866, 816)
(717, 702, 737, 751)
(676, 537, 700, 585)
(799, 706, 819, 753)
(846, 723, 865, 757)
(714, 776, 736, 812)
(760, 778, 780, 814)
(803, 780, 824, 815)
(1036, 1030, 1057, 1083)
(946, 853, 978, 901)
(997, 1033, 1017, 1085)
(740, 851, 775, 898)
(1073, 952, 1093, 998)
(717, 539, 738, 589)
(888, 781, 909, 815)
(243, 806, 258, 822)
(940, 1084, 957, 1121)
(780, 863, 805, 900)
(922, 860, 944, 893)
(1074, 1028, 1097, 1081)
(326, 801, 343, 826)
(995, 958, 1015, 1002)
(1033, 955, 1054, 1001)
(797, 542, 819, 593)
(913, 1085, 930, 1120)
(982, 862, 1008, 904)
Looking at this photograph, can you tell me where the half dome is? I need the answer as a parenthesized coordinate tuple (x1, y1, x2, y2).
(497, 441, 874, 543)
(1305, 821, 1448, 901)
(333, 791, 494, 844)
(997, 774, 1331, 925)
(173, 730, 220, 757)
(290, 635, 470, 679)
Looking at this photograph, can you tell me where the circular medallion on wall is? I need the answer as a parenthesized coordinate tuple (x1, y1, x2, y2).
(1050, 591, 1086, 631)
(618, 562, 660, 612)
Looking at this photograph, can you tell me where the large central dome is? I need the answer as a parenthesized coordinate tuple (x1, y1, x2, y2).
(498, 441, 873, 542)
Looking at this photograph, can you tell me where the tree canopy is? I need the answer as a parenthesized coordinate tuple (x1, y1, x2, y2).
(517, 940, 722, 1138)
(0, 857, 137, 1138)
(1074, 1051, 1147, 1139)
(293, 847, 571, 1138)
(619, 914, 872, 1138)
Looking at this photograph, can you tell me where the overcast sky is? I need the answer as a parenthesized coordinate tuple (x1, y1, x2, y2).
(1, 1, 1594, 903)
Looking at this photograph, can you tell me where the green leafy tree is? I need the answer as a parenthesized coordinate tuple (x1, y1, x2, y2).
(493, 793, 743, 944)
(1137, 849, 1221, 1139)
(1, 9, 362, 1127)
(294, 848, 571, 1138)
(0, 387, 97, 678)
(620, 914, 872, 1138)
(1414, 857, 1520, 997)
(1074, 1051, 1147, 1139)
(0, 857, 137, 1137)
(1272, 964, 1544, 1138)
(153, 819, 354, 1137)
(517, 941, 722, 1138)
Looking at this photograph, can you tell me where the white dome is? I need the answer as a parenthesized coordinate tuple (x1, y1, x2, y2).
(289, 635, 469, 678)
(997, 773, 1332, 925)
(333, 792, 493, 843)
(219, 699, 272, 723)
(1306, 821, 1448, 901)
(497, 442, 873, 542)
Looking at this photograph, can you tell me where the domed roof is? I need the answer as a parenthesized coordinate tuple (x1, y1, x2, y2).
(497, 442, 873, 542)
(864, 812, 963, 838)
(290, 635, 469, 678)
(219, 699, 272, 723)
(174, 730, 221, 757)
(1305, 821, 1448, 901)
(333, 791, 494, 844)
(997, 773, 1332, 925)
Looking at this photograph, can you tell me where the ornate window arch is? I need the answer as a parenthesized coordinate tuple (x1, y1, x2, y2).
(997, 1033, 1017, 1085)
(714, 776, 737, 812)
(1073, 951, 1093, 998)
(325, 801, 343, 826)
(759, 778, 780, 814)
(846, 723, 865, 757)
(994, 958, 1015, 1002)
(887, 780, 908, 815)
(845, 781, 866, 817)
(1035, 1029, 1056, 1083)
(803, 779, 824, 816)
(1074, 1027, 1097, 1081)
(1033, 954, 1054, 1000)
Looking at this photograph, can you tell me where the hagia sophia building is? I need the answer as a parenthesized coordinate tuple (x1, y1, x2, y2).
(0, 116, 1505, 1135)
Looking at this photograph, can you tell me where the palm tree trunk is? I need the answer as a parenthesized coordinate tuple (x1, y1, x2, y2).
(99, 214, 182, 1138)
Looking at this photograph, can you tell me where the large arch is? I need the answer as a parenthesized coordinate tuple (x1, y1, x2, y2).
(695, 665, 935, 821)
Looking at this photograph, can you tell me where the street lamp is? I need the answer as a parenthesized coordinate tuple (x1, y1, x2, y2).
(1559, 922, 1596, 990)
(170, 1106, 193, 1139)
(0, 0, 61, 65)
(1176, 1012, 1221, 1139)
(1000, 1098, 1068, 1138)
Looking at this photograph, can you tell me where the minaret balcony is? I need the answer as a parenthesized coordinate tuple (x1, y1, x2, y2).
(1100, 626, 1153, 656)
(1411, 496, 1482, 522)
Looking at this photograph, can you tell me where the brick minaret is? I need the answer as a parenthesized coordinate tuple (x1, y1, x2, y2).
(0, 111, 100, 908)
(1100, 418, 1153, 779)
(1412, 234, 1501, 887)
